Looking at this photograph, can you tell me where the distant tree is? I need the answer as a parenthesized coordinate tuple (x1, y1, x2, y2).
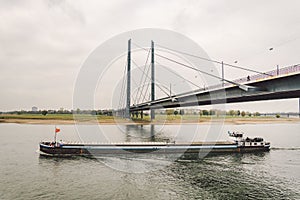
(97, 110, 103, 115)
(91, 110, 97, 115)
(202, 110, 209, 116)
(217, 110, 226, 117)
(241, 111, 246, 117)
(276, 114, 280, 118)
(174, 110, 178, 116)
(199, 110, 203, 116)
(107, 110, 113, 116)
(166, 109, 174, 115)
(228, 110, 235, 116)
(179, 109, 184, 115)
(237, 110, 241, 116)
(216, 110, 219, 117)
(254, 112, 261, 117)
(209, 110, 216, 116)
(247, 112, 252, 117)
(41, 110, 48, 116)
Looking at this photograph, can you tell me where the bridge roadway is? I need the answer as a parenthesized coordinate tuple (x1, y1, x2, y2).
(130, 70, 300, 111)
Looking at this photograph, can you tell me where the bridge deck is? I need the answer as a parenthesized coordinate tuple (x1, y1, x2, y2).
(129, 64, 300, 111)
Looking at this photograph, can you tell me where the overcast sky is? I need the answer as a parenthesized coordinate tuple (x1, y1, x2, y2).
(0, 0, 299, 112)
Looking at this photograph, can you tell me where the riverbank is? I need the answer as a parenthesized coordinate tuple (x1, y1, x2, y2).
(0, 114, 299, 125)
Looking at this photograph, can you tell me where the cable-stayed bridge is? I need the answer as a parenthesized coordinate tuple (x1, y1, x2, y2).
(116, 39, 300, 119)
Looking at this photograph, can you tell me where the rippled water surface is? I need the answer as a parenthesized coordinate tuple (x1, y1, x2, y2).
(0, 123, 299, 199)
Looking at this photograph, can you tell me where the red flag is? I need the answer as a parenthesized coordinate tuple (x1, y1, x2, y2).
(55, 127, 60, 133)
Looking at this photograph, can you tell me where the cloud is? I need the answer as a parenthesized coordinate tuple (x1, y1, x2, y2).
(0, 0, 299, 112)
(46, 0, 86, 25)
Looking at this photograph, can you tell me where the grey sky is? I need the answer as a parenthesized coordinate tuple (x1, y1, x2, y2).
(0, 0, 299, 112)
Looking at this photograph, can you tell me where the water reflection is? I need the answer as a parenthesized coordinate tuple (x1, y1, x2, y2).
(124, 124, 168, 142)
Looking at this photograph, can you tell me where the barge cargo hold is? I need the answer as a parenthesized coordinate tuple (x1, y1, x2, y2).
(39, 131, 270, 156)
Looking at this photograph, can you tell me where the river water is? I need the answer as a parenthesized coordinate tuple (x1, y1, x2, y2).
(0, 123, 299, 199)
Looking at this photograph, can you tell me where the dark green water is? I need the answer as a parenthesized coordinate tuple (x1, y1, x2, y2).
(0, 123, 299, 199)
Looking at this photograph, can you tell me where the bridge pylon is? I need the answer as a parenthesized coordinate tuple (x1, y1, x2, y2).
(125, 39, 131, 119)
(150, 40, 155, 120)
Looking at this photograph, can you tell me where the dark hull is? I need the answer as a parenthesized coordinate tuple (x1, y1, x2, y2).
(39, 142, 270, 157)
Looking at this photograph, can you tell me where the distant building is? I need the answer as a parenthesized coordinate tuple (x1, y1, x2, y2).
(48, 110, 56, 114)
(184, 108, 200, 115)
(32, 106, 38, 112)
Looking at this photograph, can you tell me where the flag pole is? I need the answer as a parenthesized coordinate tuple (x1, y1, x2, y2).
(54, 125, 57, 144)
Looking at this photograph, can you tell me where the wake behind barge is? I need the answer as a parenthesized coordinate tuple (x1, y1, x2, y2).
(39, 132, 270, 156)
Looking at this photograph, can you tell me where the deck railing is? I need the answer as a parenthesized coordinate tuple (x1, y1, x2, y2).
(206, 64, 300, 91)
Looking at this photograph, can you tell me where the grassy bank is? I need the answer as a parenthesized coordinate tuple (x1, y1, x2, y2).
(0, 114, 117, 124)
(0, 114, 75, 120)
(0, 113, 299, 125)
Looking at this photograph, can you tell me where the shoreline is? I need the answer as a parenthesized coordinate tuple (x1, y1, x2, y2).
(1, 117, 299, 125)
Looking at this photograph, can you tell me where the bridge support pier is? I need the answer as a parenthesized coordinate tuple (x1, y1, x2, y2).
(150, 125, 155, 141)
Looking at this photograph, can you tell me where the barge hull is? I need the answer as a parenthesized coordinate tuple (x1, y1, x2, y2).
(39, 143, 270, 156)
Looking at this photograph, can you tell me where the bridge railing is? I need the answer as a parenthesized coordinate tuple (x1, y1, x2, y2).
(248, 64, 300, 82)
(206, 64, 300, 91)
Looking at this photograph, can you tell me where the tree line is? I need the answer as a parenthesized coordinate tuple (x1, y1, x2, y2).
(1, 108, 296, 118)
(164, 109, 262, 117)
(0, 109, 114, 116)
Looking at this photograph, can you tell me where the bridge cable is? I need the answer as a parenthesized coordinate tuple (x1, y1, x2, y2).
(156, 61, 204, 90)
(118, 63, 125, 109)
(131, 59, 151, 104)
(131, 59, 171, 99)
(131, 41, 242, 95)
(134, 48, 151, 104)
(118, 61, 127, 111)
(141, 64, 152, 104)
(156, 43, 273, 77)
(131, 41, 203, 96)
(129, 60, 143, 105)
(130, 44, 153, 104)
(139, 63, 151, 104)
(132, 59, 171, 101)
(155, 52, 248, 87)
(131, 42, 204, 95)
(131, 42, 247, 98)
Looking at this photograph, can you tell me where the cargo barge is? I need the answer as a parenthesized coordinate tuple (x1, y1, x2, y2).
(39, 131, 270, 156)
